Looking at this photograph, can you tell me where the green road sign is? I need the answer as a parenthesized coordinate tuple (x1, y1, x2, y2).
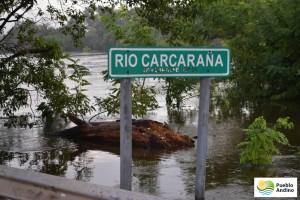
(108, 47, 231, 78)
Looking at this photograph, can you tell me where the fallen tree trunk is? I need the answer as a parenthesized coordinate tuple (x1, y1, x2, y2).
(57, 113, 195, 149)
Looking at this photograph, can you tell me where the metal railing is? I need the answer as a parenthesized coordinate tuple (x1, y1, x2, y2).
(0, 165, 165, 200)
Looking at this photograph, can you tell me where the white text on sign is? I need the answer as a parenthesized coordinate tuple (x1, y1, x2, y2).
(114, 53, 224, 68)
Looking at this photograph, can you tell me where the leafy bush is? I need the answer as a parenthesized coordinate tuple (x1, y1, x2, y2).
(237, 116, 293, 165)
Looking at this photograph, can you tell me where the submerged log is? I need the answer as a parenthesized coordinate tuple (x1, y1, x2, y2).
(57, 113, 195, 149)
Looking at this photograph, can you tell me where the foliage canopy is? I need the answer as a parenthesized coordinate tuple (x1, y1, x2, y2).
(1, 0, 300, 128)
(203, 0, 300, 100)
(130, 0, 300, 100)
(0, 0, 103, 127)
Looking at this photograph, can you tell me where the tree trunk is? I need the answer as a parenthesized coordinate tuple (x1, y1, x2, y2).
(57, 113, 195, 149)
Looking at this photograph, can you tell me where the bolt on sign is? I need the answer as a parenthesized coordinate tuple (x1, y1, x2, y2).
(108, 47, 231, 78)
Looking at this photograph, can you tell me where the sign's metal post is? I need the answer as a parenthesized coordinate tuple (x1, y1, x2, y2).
(195, 78, 211, 200)
(120, 79, 132, 191)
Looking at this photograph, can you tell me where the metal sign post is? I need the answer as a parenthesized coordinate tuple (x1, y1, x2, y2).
(195, 78, 211, 200)
(120, 79, 132, 190)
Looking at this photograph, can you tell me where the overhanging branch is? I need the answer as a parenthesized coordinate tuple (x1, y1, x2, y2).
(0, 1, 35, 33)
(0, 46, 54, 66)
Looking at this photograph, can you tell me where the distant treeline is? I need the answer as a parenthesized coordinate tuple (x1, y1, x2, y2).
(2, 8, 118, 53)
(3, 8, 161, 53)
(38, 13, 116, 52)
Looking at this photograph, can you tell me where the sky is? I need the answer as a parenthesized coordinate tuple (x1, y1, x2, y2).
(1, 0, 54, 33)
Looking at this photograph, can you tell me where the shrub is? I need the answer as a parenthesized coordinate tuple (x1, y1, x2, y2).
(237, 116, 293, 165)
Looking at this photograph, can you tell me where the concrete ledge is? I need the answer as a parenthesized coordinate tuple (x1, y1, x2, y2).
(0, 165, 165, 200)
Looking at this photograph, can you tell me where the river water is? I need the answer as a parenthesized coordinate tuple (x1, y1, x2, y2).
(0, 53, 299, 199)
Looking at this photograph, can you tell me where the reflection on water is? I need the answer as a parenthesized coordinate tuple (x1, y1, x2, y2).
(0, 53, 299, 199)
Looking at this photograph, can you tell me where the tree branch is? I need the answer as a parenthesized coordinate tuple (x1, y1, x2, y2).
(0, 1, 35, 33)
(0, 46, 54, 66)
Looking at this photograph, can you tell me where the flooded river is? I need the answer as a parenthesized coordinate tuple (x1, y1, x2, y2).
(0, 53, 299, 199)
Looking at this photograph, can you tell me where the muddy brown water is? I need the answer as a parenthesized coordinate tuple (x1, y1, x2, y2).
(0, 53, 299, 199)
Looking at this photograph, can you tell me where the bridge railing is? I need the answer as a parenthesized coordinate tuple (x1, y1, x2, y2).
(0, 165, 165, 200)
